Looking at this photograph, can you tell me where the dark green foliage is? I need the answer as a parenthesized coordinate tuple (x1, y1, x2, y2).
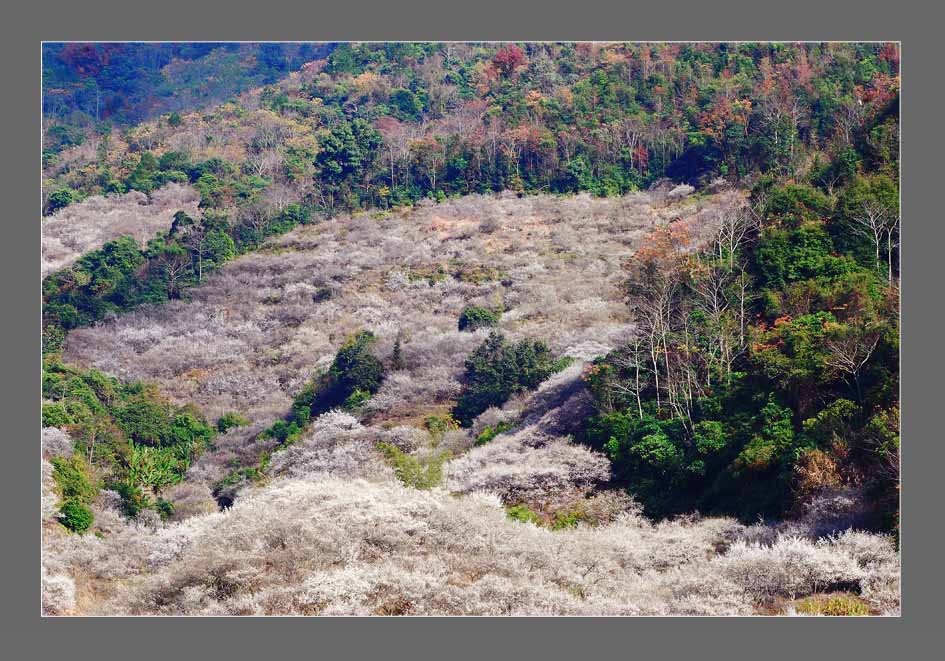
(45, 189, 77, 215)
(391, 332, 405, 370)
(126, 152, 161, 193)
(58, 499, 94, 533)
(42, 357, 215, 519)
(452, 331, 560, 426)
(764, 184, 832, 227)
(314, 119, 383, 211)
(754, 224, 851, 291)
(43, 235, 150, 335)
(155, 498, 175, 520)
(113, 480, 150, 517)
(389, 88, 423, 120)
(457, 305, 501, 332)
(328, 331, 386, 398)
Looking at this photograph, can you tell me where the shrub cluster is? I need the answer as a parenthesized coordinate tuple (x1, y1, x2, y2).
(457, 305, 501, 332)
(215, 330, 387, 494)
(42, 202, 313, 344)
(51, 455, 98, 533)
(452, 331, 565, 426)
(42, 356, 215, 520)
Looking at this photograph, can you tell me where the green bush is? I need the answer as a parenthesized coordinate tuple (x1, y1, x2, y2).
(452, 332, 560, 426)
(458, 305, 501, 332)
(116, 396, 173, 446)
(475, 421, 513, 445)
(58, 498, 93, 533)
(292, 330, 387, 421)
(42, 402, 72, 428)
(216, 412, 251, 434)
(422, 413, 458, 443)
(755, 224, 839, 289)
(343, 388, 373, 411)
(51, 455, 97, 504)
(155, 498, 175, 521)
(114, 480, 151, 517)
(329, 331, 386, 399)
(765, 184, 832, 227)
(45, 188, 76, 215)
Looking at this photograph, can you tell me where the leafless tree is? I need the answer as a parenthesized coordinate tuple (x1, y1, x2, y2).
(714, 196, 755, 270)
(608, 334, 651, 419)
(691, 261, 735, 384)
(850, 200, 899, 282)
(824, 324, 881, 403)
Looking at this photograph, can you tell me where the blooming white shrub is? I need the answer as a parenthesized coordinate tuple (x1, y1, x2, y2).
(38, 475, 899, 616)
(42, 427, 74, 458)
(42, 183, 199, 276)
(47, 190, 898, 616)
(445, 426, 611, 505)
(42, 567, 76, 615)
(41, 458, 59, 521)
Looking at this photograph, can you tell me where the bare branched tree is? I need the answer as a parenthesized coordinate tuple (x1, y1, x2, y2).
(609, 334, 651, 419)
(824, 324, 881, 403)
(850, 199, 898, 281)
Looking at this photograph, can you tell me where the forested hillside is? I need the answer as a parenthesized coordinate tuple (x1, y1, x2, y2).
(43, 43, 334, 150)
(42, 42, 899, 616)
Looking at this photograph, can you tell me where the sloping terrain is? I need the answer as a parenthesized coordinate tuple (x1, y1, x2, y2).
(40, 41, 901, 618)
(62, 191, 718, 482)
(41, 183, 199, 276)
(44, 189, 899, 616)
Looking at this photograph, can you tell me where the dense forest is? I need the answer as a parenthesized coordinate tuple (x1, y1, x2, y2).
(42, 42, 899, 616)
(43, 43, 334, 145)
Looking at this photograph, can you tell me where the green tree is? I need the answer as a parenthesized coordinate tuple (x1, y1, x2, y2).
(126, 152, 160, 193)
(452, 332, 558, 426)
(45, 188, 76, 214)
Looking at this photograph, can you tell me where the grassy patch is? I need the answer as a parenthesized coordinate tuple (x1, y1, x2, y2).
(795, 595, 871, 616)
(506, 504, 542, 525)
(475, 421, 513, 446)
(378, 443, 450, 490)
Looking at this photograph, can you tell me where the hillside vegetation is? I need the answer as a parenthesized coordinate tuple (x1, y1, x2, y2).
(42, 42, 899, 616)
